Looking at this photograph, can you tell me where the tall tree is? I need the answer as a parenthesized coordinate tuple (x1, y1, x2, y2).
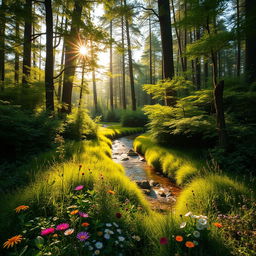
(0, 0, 6, 90)
(22, 0, 32, 85)
(61, 0, 83, 113)
(121, 0, 126, 110)
(157, 0, 175, 106)
(245, 0, 256, 84)
(109, 19, 114, 110)
(44, 0, 54, 112)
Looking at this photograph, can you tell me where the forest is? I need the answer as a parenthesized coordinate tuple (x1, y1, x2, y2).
(0, 0, 255, 255)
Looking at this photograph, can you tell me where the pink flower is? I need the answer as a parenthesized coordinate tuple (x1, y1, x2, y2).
(160, 237, 168, 245)
(56, 223, 69, 231)
(74, 185, 84, 191)
(41, 228, 55, 236)
(79, 212, 89, 218)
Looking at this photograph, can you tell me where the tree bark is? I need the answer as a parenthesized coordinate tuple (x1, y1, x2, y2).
(14, 19, 20, 84)
(78, 59, 85, 107)
(245, 0, 256, 84)
(236, 0, 241, 77)
(22, 0, 32, 86)
(157, 0, 175, 106)
(195, 29, 201, 89)
(0, 0, 6, 90)
(124, 0, 136, 111)
(91, 40, 98, 112)
(109, 20, 114, 110)
(44, 0, 54, 112)
(61, 0, 83, 113)
(121, 0, 126, 110)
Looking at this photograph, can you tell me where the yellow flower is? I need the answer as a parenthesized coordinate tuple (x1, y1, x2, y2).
(3, 235, 23, 249)
(15, 205, 29, 213)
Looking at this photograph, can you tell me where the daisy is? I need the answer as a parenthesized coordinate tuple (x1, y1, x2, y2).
(56, 223, 69, 231)
(64, 228, 74, 236)
(180, 222, 186, 228)
(94, 250, 100, 255)
(104, 233, 110, 240)
(3, 235, 23, 249)
(14, 205, 29, 213)
(185, 241, 195, 248)
(193, 231, 200, 238)
(77, 232, 90, 241)
(41, 228, 55, 236)
(79, 212, 89, 218)
(95, 242, 103, 249)
(118, 236, 125, 242)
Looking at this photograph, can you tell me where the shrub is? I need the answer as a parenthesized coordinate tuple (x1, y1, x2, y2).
(121, 110, 148, 127)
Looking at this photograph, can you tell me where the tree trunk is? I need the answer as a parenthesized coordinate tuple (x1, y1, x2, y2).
(124, 0, 136, 111)
(78, 59, 85, 107)
(91, 40, 98, 112)
(157, 0, 175, 106)
(236, 0, 241, 77)
(204, 59, 208, 86)
(61, 0, 83, 113)
(44, 0, 54, 112)
(245, 0, 256, 84)
(14, 19, 19, 84)
(22, 0, 32, 86)
(195, 29, 201, 89)
(121, 1, 126, 110)
(214, 80, 227, 148)
(0, 0, 6, 90)
(109, 20, 114, 110)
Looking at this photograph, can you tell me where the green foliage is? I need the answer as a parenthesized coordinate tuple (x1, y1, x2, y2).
(121, 110, 148, 127)
(63, 109, 98, 141)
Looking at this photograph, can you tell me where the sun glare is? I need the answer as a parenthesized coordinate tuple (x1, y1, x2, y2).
(79, 46, 87, 56)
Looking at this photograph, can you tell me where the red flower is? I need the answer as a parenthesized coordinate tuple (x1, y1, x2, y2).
(160, 237, 168, 245)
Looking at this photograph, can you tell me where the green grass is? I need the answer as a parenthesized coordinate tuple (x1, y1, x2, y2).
(133, 134, 204, 185)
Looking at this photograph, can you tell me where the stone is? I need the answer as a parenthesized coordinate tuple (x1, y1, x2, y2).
(121, 157, 129, 161)
(139, 156, 146, 162)
(142, 189, 151, 195)
(136, 180, 151, 189)
(127, 149, 138, 156)
(149, 180, 160, 187)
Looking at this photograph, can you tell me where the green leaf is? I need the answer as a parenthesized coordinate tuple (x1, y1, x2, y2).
(34, 236, 44, 249)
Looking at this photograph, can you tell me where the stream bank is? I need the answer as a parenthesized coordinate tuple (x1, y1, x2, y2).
(111, 134, 181, 213)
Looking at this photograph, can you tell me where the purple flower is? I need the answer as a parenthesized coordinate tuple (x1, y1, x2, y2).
(74, 185, 84, 191)
(56, 223, 70, 231)
(41, 228, 55, 236)
(77, 232, 90, 241)
(79, 212, 89, 218)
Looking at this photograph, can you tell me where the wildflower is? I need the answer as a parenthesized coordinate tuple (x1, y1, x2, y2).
(3, 235, 23, 249)
(185, 211, 192, 217)
(70, 210, 79, 215)
(88, 246, 93, 251)
(196, 223, 205, 230)
(185, 241, 195, 248)
(132, 235, 141, 241)
(97, 231, 103, 236)
(56, 223, 69, 231)
(77, 232, 90, 241)
(15, 205, 29, 213)
(81, 222, 90, 227)
(213, 222, 223, 228)
(180, 222, 187, 228)
(116, 212, 122, 218)
(74, 185, 84, 191)
(104, 233, 110, 240)
(64, 228, 74, 236)
(107, 190, 115, 195)
(53, 234, 58, 238)
(198, 218, 207, 225)
(193, 231, 200, 238)
(106, 223, 112, 227)
(175, 236, 183, 242)
(160, 237, 168, 245)
(41, 228, 55, 236)
(95, 242, 103, 249)
(95, 250, 100, 255)
(118, 236, 125, 242)
(105, 229, 114, 235)
(79, 212, 89, 218)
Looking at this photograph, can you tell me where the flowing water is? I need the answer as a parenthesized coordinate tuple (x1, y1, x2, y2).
(111, 134, 181, 212)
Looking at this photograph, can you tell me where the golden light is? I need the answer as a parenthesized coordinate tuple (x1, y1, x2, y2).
(79, 46, 87, 56)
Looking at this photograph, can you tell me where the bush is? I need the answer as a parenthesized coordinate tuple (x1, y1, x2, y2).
(121, 110, 148, 127)
(63, 109, 98, 141)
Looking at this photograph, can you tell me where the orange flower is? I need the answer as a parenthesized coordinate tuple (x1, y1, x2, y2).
(107, 190, 115, 195)
(81, 222, 90, 227)
(185, 241, 195, 248)
(15, 205, 29, 213)
(175, 236, 183, 242)
(70, 209, 79, 215)
(3, 235, 23, 249)
(97, 231, 103, 236)
(213, 222, 223, 228)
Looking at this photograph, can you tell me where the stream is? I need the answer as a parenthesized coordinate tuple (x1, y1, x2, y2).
(111, 134, 181, 213)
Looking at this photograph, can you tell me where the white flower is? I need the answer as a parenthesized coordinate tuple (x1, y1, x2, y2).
(104, 234, 110, 240)
(115, 240, 119, 245)
(84, 241, 90, 246)
(94, 250, 100, 255)
(196, 223, 205, 230)
(185, 211, 192, 217)
(89, 246, 93, 251)
(118, 236, 125, 242)
(117, 229, 122, 234)
(106, 223, 112, 227)
(193, 231, 200, 238)
(104, 229, 113, 234)
(180, 222, 187, 228)
(95, 242, 103, 249)
(193, 240, 199, 246)
(113, 222, 119, 227)
(198, 218, 207, 225)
